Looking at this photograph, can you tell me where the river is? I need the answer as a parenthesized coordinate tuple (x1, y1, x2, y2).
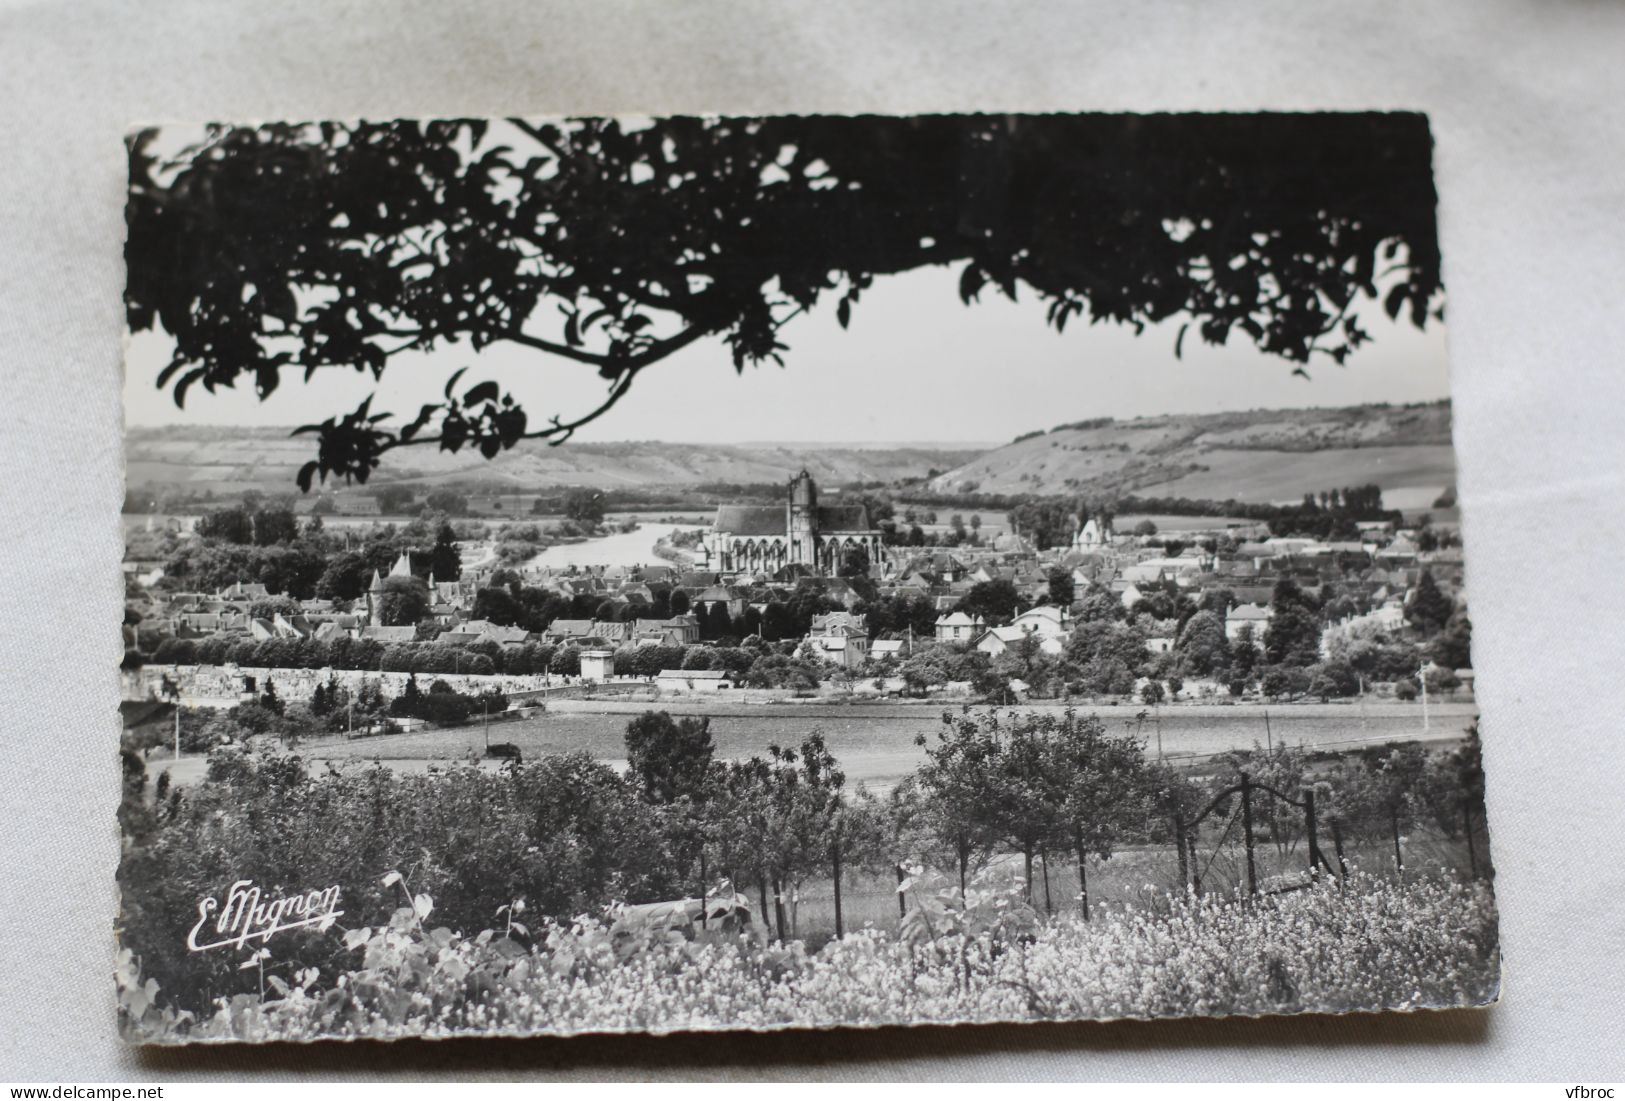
(524, 522, 688, 570)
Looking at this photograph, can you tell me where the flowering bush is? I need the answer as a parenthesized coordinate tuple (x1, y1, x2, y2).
(121, 869, 1497, 1044)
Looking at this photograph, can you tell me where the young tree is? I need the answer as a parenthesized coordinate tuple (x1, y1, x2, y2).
(562, 488, 606, 530)
(1174, 608, 1230, 677)
(375, 575, 430, 627)
(196, 506, 253, 544)
(914, 711, 1006, 900)
(423, 488, 469, 516)
(430, 521, 462, 581)
(959, 579, 1023, 626)
(1406, 570, 1453, 636)
(1052, 713, 1154, 918)
(623, 711, 716, 806)
(1430, 611, 1473, 671)
(721, 733, 846, 941)
(1264, 578, 1323, 667)
(1333, 744, 1429, 874)
(1413, 725, 1488, 876)
(251, 505, 300, 546)
(1230, 622, 1261, 682)
(472, 585, 521, 626)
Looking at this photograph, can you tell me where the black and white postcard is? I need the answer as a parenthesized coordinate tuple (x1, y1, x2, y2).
(117, 112, 1498, 1044)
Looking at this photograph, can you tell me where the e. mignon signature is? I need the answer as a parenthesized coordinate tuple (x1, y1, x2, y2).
(187, 879, 343, 953)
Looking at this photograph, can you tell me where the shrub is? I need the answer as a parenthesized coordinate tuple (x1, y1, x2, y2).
(119, 871, 1497, 1043)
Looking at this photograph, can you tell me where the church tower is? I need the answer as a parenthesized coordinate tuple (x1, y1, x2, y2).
(366, 568, 385, 627)
(787, 470, 819, 566)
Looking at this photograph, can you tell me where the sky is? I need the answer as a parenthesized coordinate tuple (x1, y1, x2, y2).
(123, 261, 1453, 447)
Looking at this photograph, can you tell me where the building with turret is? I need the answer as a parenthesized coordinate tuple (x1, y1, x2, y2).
(367, 552, 417, 627)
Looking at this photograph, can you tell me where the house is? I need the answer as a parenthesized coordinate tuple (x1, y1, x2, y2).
(1009, 605, 1071, 638)
(805, 612, 871, 668)
(458, 620, 535, 647)
(1073, 515, 1112, 550)
(870, 639, 907, 663)
(1146, 635, 1175, 655)
(545, 619, 598, 643)
(693, 586, 747, 618)
(818, 578, 865, 609)
(633, 615, 701, 646)
(359, 625, 418, 643)
(618, 582, 656, 605)
(333, 496, 383, 516)
(973, 626, 1065, 658)
(809, 611, 867, 636)
(587, 620, 633, 645)
(805, 624, 870, 668)
(656, 669, 734, 694)
(1377, 537, 1420, 565)
(1114, 581, 1145, 610)
(934, 610, 984, 643)
(1224, 603, 1272, 640)
(217, 581, 270, 602)
(1321, 599, 1407, 652)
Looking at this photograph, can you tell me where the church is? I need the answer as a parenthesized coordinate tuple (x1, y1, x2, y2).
(705, 471, 885, 575)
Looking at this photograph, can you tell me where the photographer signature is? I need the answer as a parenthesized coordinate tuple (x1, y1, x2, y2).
(187, 879, 343, 952)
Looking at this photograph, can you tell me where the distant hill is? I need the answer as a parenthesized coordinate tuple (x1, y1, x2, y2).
(927, 401, 1456, 508)
(123, 426, 985, 495)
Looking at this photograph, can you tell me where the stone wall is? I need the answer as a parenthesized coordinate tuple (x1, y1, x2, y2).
(128, 664, 559, 705)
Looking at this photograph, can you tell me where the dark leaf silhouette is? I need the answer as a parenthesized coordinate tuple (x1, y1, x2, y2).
(125, 113, 1442, 487)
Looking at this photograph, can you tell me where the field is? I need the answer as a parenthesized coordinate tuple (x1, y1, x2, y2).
(1137, 445, 1456, 507)
(233, 698, 1478, 788)
(122, 425, 981, 496)
(925, 402, 1455, 502)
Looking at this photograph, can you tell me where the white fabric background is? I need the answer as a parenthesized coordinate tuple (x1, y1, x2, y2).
(2, 0, 1621, 1081)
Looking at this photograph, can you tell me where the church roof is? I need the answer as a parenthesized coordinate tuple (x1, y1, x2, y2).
(713, 505, 786, 537)
(815, 505, 875, 532)
(712, 503, 875, 536)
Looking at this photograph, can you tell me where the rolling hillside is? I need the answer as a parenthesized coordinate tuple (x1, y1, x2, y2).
(927, 401, 1456, 507)
(124, 426, 983, 495)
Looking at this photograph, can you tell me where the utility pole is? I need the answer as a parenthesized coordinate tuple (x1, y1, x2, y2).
(1420, 661, 1430, 732)
(483, 699, 490, 751)
(1264, 709, 1272, 754)
(174, 706, 181, 761)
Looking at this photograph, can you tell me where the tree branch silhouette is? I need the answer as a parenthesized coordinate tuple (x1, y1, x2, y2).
(126, 113, 1443, 487)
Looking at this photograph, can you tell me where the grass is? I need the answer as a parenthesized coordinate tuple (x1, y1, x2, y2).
(301, 699, 1478, 789)
(750, 831, 1487, 951)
